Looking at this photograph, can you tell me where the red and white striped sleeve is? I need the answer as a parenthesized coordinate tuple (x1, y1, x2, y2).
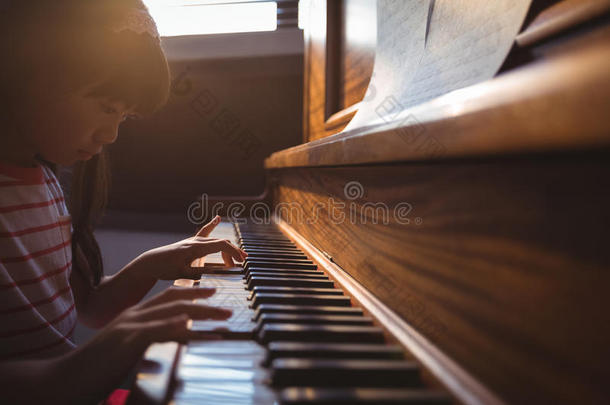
(0, 161, 77, 360)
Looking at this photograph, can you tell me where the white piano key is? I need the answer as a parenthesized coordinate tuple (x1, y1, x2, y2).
(172, 381, 277, 405)
(179, 366, 265, 382)
(181, 353, 260, 368)
(192, 274, 256, 334)
(186, 340, 264, 355)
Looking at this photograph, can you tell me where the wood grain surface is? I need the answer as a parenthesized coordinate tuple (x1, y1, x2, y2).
(270, 153, 610, 404)
(517, 0, 610, 46)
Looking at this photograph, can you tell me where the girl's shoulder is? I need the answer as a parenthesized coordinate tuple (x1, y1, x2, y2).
(0, 160, 45, 186)
(0, 160, 68, 219)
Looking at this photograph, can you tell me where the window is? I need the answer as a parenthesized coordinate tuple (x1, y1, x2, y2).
(142, 1, 278, 37)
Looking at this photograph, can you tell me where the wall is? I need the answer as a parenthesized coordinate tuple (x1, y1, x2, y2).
(107, 29, 304, 214)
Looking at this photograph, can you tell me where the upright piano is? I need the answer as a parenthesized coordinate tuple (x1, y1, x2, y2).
(129, 1, 610, 404)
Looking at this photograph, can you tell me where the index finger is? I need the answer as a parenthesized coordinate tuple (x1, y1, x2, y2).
(193, 240, 246, 263)
(196, 215, 221, 237)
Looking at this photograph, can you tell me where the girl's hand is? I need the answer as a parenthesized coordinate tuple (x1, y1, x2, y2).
(133, 216, 248, 281)
(104, 286, 231, 345)
(63, 287, 231, 402)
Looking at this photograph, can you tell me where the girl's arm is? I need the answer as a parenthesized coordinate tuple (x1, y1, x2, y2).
(70, 255, 157, 329)
(0, 287, 229, 404)
(73, 217, 247, 328)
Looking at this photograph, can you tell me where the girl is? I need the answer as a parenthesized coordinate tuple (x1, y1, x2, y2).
(0, 1, 247, 403)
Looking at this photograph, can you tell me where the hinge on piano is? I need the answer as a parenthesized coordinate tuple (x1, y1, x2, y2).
(320, 250, 335, 263)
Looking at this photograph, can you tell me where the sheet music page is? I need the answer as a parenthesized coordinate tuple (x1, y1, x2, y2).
(345, 0, 429, 130)
(346, 0, 532, 130)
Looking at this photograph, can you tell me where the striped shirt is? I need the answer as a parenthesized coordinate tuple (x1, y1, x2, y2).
(0, 161, 77, 360)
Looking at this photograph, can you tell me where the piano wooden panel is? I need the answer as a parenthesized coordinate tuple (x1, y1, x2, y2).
(328, 0, 376, 116)
(303, 0, 376, 142)
(269, 153, 610, 405)
(516, 0, 610, 46)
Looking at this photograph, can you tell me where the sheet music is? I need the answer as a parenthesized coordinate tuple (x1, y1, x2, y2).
(346, 0, 532, 130)
(346, 0, 429, 129)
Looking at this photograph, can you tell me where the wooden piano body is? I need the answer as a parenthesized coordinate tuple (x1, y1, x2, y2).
(131, 1, 610, 404)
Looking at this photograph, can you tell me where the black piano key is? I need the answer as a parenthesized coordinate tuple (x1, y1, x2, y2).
(245, 257, 314, 265)
(247, 277, 335, 290)
(245, 263, 316, 273)
(253, 305, 363, 321)
(246, 272, 328, 284)
(243, 246, 303, 252)
(240, 235, 292, 241)
(244, 251, 306, 258)
(256, 315, 373, 335)
(251, 294, 351, 309)
(241, 240, 296, 247)
(238, 230, 287, 235)
(243, 263, 320, 271)
(258, 324, 386, 344)
(240, 239, 294, 246)
(245, 269, 324, 279)
(199, 267, 244, 275)
(241, 243, 298, 250)
(248, 287, 343, 300)
(258, 314, 372, 325)
(238, 224, 280, 230)
(239, 229, 283, 234)
(243, 246, 304, 253)
(279, 388, 451, 405)
(240, 236, 293, 241)
(270, 359, 420, 387)
(238, 230, 288, 235)
(244, 261, 318, 271)
(245, 268, 325, 275)
(265, 342, 404, 364)
(246, 252, 309, 260)
(239, 230, 286, 234)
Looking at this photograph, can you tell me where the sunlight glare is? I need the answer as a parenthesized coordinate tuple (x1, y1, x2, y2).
(142, 1, 278, 37)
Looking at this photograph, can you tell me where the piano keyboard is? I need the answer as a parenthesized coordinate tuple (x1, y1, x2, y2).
(143, 222, 452, 404)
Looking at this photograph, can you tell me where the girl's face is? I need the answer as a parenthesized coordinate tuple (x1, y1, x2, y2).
(19, 84, 136, 166)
